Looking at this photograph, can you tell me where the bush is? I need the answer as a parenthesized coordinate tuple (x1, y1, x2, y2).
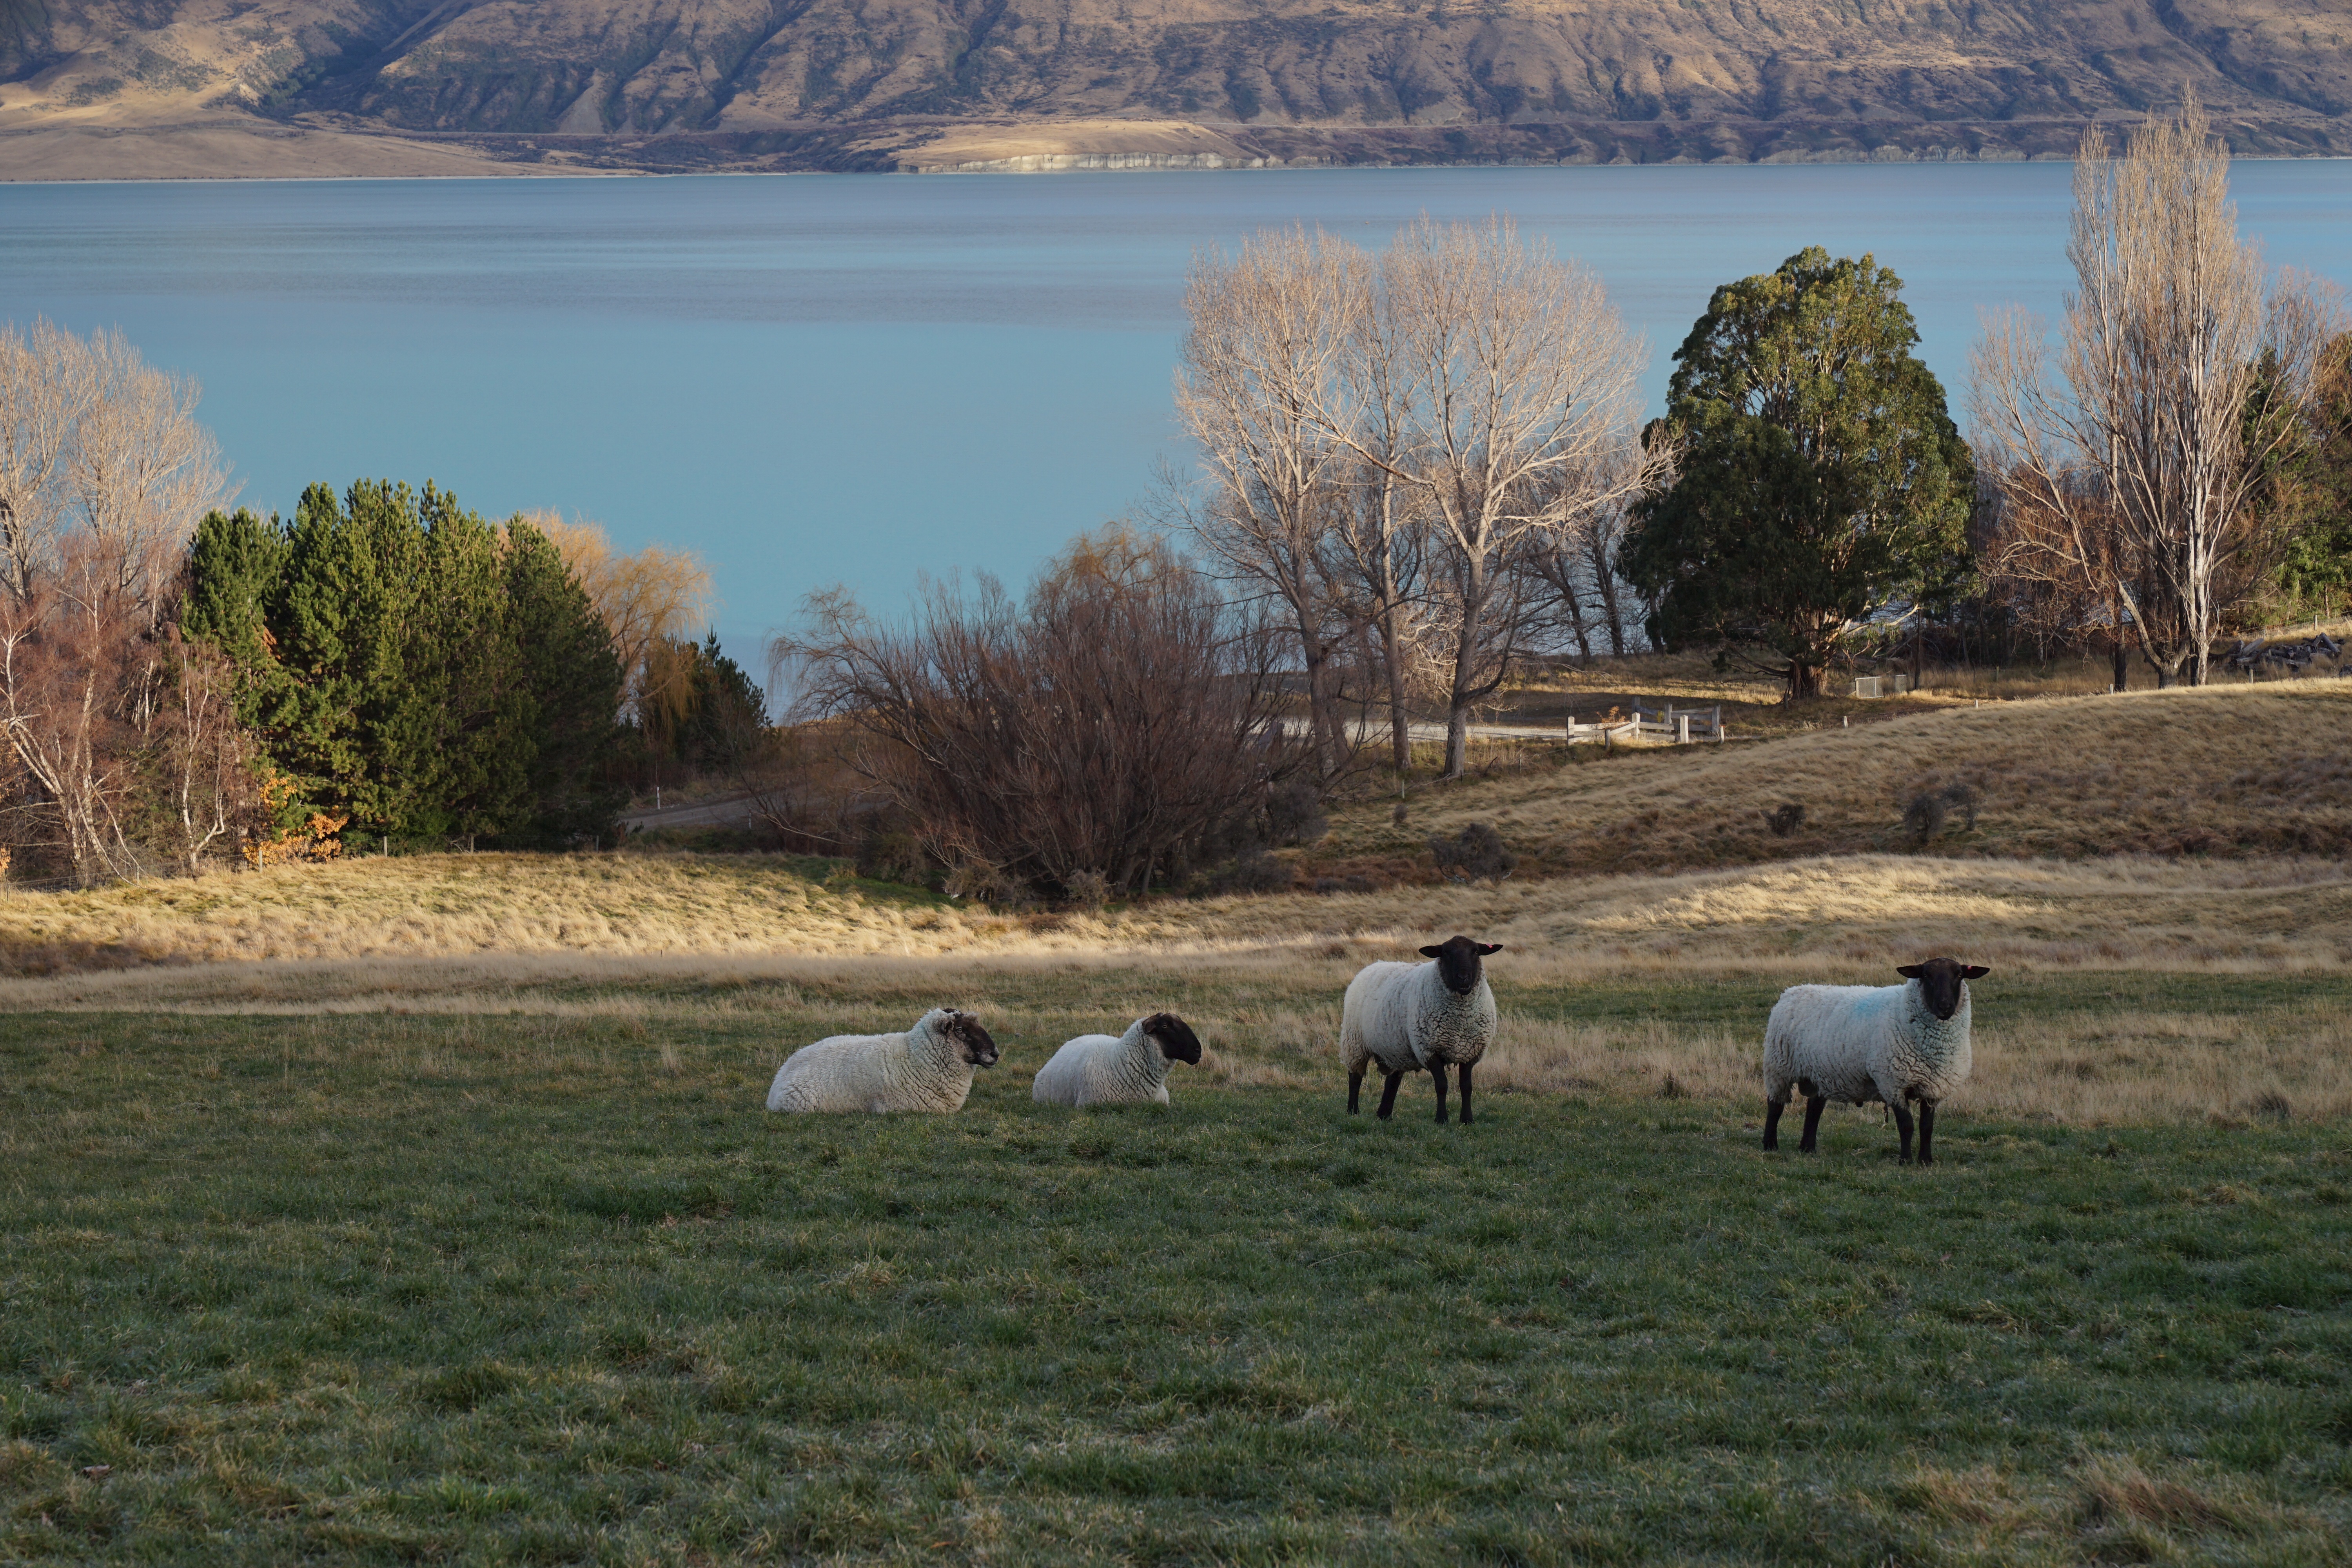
(1267, 780, 1329, 847)
(1904, 781, 1980, 844)
(1764, 802, 1806, 838)
(1430, 822, 1515, 881)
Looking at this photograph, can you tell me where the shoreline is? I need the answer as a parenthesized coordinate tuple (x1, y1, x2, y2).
(8, 113, 2350, 182)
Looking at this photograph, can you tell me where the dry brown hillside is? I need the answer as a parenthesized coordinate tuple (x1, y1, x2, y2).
(4, 0, 2350, 175)
(1328, 681, 2352, 879)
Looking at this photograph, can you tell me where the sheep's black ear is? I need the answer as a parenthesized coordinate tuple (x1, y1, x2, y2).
(1419, 945, 1444, 958)
(1961, 964, 1989, 979)
(1476, 942, 1502, 955)
(1895, 964, 1923, 978)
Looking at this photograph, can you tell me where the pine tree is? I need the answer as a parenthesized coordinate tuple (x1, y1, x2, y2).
(501, 518, 626, 844)
(183, 507, 291, 727)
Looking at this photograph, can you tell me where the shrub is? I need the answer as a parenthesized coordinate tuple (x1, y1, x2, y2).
(1430, 822, 1515, 881)
(1764, 802, 1806, 837)
(1267, 780, 1329, 847)
(1902, 791, 1948, 844)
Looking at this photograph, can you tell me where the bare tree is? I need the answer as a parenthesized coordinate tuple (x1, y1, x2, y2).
(0, 321, 233, 882)
(1352, 219, 1654, 777)
(152, 629, 261, 873)
(1971, 94, 2329, 686)
(1176, 228, 1365, 784)
(1524, 456, 1651, 664)
(0, 319, 91, 600)
(781, 527, 1301, 900)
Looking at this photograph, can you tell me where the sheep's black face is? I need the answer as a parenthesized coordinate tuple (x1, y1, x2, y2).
(1143, 1012, 1203, 1065)
(944, 1011, 1000, 1068)
(1895, 958, 1989, 1021)
(1418, 935, 1503, 995)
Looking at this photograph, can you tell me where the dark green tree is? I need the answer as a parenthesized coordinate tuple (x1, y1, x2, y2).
(262, 480, 424, 827)
(183, 481, 637, 849)
(389, 488, 533, 840)
(679, 633, 769, 777)
(182, 508, 289, 716)
(500, 519, 628, 844)
(2270, 331, 2352, 612)
(1622, 247, 1976, 699)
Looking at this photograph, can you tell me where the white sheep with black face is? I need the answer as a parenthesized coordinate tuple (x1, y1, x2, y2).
(1031, 1013, 1205, 1107)
(1340, 935, 1502, 1124)
(1762, 957, 1988, 1165)
(764, 1007, 1000, 1114)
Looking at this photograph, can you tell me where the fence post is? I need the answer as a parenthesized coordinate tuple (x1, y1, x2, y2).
(1677, 713, 1691, 744)
(1712, 704, 1723, 742)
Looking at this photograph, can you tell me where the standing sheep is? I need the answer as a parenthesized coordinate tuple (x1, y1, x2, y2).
(764, 1007, 1000, 1114)
(1762, 958, 1987, 1165)
(1031, 1013, 1204, 1107)
(1341, 935, 1501, 1124)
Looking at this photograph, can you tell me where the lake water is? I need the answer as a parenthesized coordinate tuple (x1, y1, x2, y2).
(3, 163, 2349, 653)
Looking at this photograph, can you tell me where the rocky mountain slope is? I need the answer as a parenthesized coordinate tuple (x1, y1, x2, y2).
(4, 0, 2350, 174)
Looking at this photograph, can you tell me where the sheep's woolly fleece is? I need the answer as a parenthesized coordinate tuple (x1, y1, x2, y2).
(765, 1006, 993, 1114)
(1763, 980, 1973, 1109)
(1032, 1015, 1198, 1107)
(1339, 957, 1497, 1079)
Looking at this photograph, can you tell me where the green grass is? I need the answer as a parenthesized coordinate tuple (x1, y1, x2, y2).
(4, 1007, 2350, 1564)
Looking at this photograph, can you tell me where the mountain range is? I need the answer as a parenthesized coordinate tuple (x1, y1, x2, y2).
(3, 0, 2349, 176)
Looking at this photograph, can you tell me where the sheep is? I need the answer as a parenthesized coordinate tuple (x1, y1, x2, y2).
(764, 1007, 1000, 1114)
(1761, 957, 1988, 1165)
(1031, 1013, 1204, 1107)
(1341, 935, 1501, 1124)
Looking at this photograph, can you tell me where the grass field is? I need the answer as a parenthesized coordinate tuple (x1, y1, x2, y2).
(6, 968, 2352, 1563)
(5, 677, 2350, 1561)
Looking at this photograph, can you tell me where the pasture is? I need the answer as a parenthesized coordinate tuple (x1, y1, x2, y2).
(5, 960, 2352, 1564)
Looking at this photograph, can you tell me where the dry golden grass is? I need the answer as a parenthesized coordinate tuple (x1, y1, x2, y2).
(4, 681, 2348, 1129)
(2, 846, 2348, 1128)
(1348, 680, 2352, 873)
(7, 841, 2350, 981)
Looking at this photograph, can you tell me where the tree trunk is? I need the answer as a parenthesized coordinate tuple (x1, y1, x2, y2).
(2110, 639, 2129, 693)
(1592, 539, 1629, 658)
(1379, 600, 1410, 773)
(1787, 660, 1822, 701)
(1441, 553, 1489, 780)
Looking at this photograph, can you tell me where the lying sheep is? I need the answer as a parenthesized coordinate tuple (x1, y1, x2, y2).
(1031, 1013, 1204, 1107)
(1762, 958, 1987, 1164)
(764, 1007, 1000, 1114)
(1341, 935, 1501, 1124)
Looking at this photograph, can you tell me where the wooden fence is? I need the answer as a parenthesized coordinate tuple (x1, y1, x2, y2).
(1564, 701, 1726, 748)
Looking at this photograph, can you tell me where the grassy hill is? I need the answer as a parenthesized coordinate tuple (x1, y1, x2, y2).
(1339, 680, 2352, 877)
(5, 0, 2351, 174)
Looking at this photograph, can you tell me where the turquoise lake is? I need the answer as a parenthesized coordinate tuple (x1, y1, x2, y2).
(3, 163, 2348, 652)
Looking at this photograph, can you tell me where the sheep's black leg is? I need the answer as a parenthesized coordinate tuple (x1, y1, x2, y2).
(1891, 1102, 1916, 1165)
(1347, 1070, 1364, 1114)
(1917, 1101, 1936, 1166)
(1457, 1063, 1474, 1125)
(1797, 1095, 1827, 1154)
(1763, 1099, 1785, 1151)
(1431, 1063, 1450, 1125)
(1376, 1071, 1404, 1120)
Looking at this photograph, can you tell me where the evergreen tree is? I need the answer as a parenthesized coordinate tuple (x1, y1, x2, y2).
(183, 506, 292, 739)
(501, 519, 627, 844)
(1623, 247, 1975, 699)
(680, 633, 769, 776)
(183, 479, 637, 847)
